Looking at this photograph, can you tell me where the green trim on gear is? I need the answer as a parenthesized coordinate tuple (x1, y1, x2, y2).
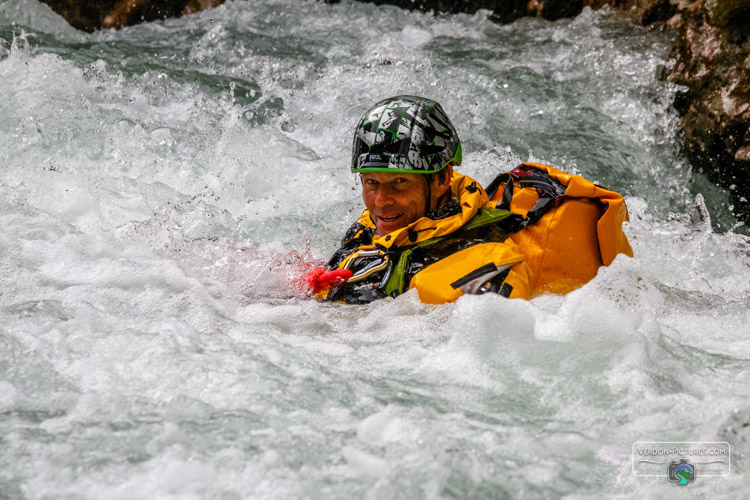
(351, 142, 462, 174)
(451, 141, 462, 166)
(352, 167, 445, 174)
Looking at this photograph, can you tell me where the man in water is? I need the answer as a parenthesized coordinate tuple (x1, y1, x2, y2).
(311, 95, 632, 304)
(312, 95, 532, 304)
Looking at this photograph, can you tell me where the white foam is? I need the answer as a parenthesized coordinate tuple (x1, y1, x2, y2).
(0, 381, 17, 411)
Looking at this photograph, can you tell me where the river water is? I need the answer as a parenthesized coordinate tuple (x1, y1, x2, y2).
(1, 0, 749, 497)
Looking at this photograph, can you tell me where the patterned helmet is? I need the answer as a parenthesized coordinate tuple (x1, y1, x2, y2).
(351, 95, 462, 174)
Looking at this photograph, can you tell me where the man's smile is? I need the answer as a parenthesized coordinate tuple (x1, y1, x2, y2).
(374, 212, 406, 231)
(377, 214, 403, 222)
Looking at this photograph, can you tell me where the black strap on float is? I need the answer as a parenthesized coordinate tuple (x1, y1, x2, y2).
(485, 164, 567, 229)
(484, 172, 511, 207)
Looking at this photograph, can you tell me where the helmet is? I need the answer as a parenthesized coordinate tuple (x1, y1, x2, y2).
(351, 95, 462, 174)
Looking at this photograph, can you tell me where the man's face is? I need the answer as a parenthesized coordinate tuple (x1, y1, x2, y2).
(361, 170, 450, 235)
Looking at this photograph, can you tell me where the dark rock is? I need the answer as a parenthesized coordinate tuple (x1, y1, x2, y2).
(666, 0, 750, 222)
(37, 0, 224, 32)
(530, 0, 584, 21)
(488, 1, 529, 24)
(322, 0, 501, 15)
(638, 0, 676, 26)
(325, 0, 585, 23)
(713, 0, 750, 45)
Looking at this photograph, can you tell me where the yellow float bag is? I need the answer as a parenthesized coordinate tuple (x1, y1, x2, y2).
(487, 163, 633, 295)
(409, 242, 531, 304)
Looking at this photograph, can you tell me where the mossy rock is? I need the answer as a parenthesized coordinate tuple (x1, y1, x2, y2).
(712, 0, 750, 41)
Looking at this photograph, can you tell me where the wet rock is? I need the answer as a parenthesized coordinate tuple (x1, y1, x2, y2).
(488, 0, 535, 24)
(37, 0, 224, 32)
(525, 0, 584, 21)
(638, 0, 677, 26)
(324, 0, 585, 23)
(665, 0, 750, 222)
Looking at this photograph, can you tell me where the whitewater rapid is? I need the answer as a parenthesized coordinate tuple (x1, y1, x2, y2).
(1, 0, 749, 497)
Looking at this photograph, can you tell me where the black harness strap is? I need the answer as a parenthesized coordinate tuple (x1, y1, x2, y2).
(486, 164, 567, 229)
(484, 172, 510, 202)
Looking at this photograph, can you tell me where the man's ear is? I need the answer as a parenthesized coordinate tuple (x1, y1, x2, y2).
(443, 165, 454, 185)
(434, 165, 453, 194)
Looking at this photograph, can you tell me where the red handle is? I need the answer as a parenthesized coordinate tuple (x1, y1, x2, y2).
(305, 268, 353, 293)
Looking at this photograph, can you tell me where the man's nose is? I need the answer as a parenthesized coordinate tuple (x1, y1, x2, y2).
(372, 187, 395, 207)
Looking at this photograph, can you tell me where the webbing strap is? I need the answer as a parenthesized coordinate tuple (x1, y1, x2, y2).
(487, 164, 567, 228)
(485, 172, 510, 202)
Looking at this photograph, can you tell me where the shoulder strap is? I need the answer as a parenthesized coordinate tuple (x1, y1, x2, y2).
(486, 164, 567, 228)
